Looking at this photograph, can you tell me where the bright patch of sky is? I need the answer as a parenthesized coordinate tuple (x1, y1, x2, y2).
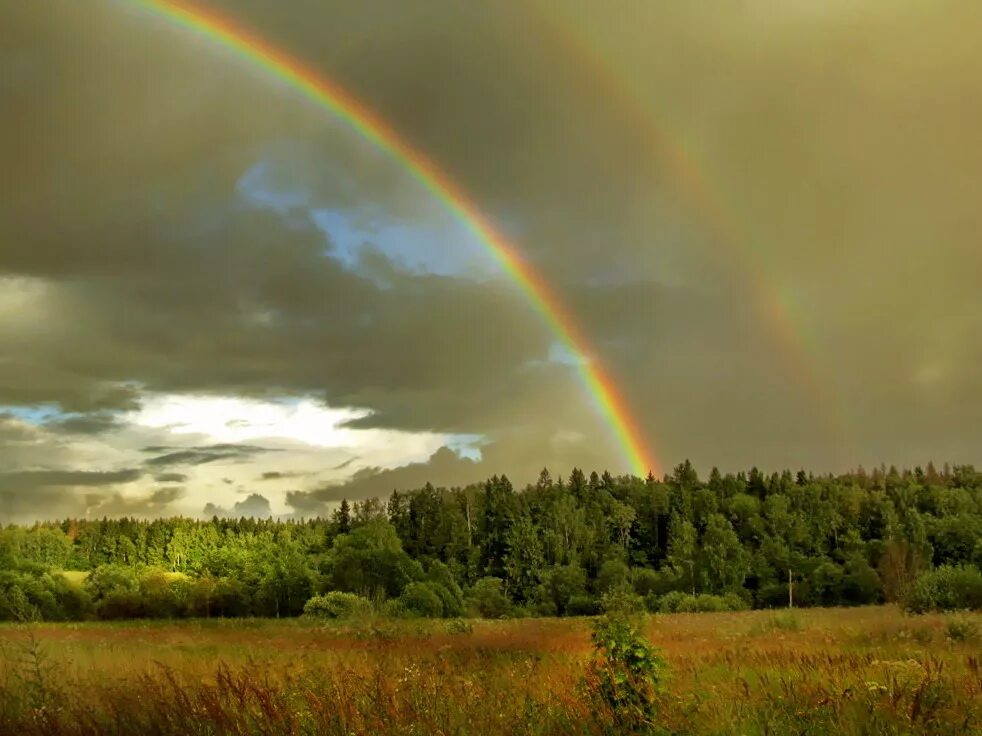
(128, 393, 482, 459)
(1, 393, 485, 516)
(445, 434, 486, 462)
(522, 341, 587, 372)
(0, 404, 63, 424)
(237, 160, 499, 280)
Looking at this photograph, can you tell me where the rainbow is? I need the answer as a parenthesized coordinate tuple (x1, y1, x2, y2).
(532, 5, 850, 451)
(122, 0, 660, 477)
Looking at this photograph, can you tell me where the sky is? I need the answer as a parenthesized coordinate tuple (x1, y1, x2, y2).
(2, 0, 981, 522)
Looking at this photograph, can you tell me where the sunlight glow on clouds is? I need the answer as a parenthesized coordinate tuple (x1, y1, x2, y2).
(127, 393, 483, 472)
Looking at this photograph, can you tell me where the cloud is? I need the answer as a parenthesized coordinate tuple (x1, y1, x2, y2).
(142, 444, 274, 467)
(203, 492, 273, 519)
(154, 473, 188, 483)
(44, 412, 123, 436)
(0, 468, 145, 524)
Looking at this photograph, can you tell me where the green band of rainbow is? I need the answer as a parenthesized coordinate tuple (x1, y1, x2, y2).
(123, 0, 659, 477)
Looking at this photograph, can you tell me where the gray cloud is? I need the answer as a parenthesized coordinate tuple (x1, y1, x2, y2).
(143, 445, 274, 467)
(0, 469, 144, 523)
(154, 473, 188, 483)
(44, 412, 122, 436)
(204, 493, 273, 519)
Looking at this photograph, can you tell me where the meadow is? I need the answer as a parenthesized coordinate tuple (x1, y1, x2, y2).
(1, 606, 979, 735)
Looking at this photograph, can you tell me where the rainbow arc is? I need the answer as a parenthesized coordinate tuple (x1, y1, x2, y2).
(125, 0, 660, 477)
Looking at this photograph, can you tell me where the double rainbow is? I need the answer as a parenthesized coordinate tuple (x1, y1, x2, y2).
(124, 0, 660, 477)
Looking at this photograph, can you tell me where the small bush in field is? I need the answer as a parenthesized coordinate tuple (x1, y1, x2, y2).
(655, 591, 747, 614)
(444, 618, 473, 635)
(904, 565, 982, 613)
(945, 615, 979, 642)
(302, 592, 371, 619)
(585, 612, 667, 734)
(749, 611, 802, 635)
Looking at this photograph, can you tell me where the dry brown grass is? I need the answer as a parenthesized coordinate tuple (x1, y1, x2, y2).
(0, 606, 979, 735)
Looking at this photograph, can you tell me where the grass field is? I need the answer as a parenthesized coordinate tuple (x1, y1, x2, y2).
(1, 606, 979, 735)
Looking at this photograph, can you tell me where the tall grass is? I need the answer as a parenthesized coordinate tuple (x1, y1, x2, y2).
(0, 607, 979, 735)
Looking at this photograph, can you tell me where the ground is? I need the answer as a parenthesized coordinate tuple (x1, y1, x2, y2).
(0, 606, 979, 734)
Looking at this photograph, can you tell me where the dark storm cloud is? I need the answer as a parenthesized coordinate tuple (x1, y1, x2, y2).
(143, 445, 274, 467)
(0, 469, 143, 488)
(44, 412, 123, 436)
(154, 473, 188, 483)
(0, 469, 144, 523)
(203, 493, 273, 518)
(285, 447, 478, 514)
(88, 486, 186, 518)
(1, 0, 981, 522)
(259, 470, 311, 481)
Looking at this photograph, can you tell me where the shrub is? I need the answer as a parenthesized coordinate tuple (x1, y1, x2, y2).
(840, 557, 882, 605)
(466, 577, 512, 618)
(600, 584, 645, 615)
(594, 559, 630, 595)
(397, 582, 445, 618)
(303, 592, 372, 619)
(567, 594, 601, 616)
(424, 564, 465, 618)
(945, 615, 979, 643)
(655, 592, 746, 614)
(444, 618, 473, 635)
(904, 565, 982, 613)
(585, 612, 667, 734)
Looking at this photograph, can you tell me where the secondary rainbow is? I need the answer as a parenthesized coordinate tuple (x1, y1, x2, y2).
(123, 0, 660, 477)
(532, 4, 850, 450)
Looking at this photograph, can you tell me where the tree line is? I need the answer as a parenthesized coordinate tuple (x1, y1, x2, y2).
(1, 461, 980, 621)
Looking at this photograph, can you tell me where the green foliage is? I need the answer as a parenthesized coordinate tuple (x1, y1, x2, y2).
(535, 564, 587, 617)
(303, 592, 372, 619)
(0, 461, 980, 622)
(904, 564, 982, 613)
(444, 618, 474, 634)
(600, 583, 646, 615)
(424, 561, 465, 617)
(466, 577, 512, 618)
(750, 611, 803, 634)
(944, 615, 979, 642)
(585, 612, 668, 734)
(397, 582, 446, 618)
(655, 591, 747, 614)
(322, 519, 422, 599)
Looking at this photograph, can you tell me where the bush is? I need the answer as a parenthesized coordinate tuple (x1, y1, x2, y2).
(905, 565, 982, 613)
(398, 582, 445, 618)
(600, 584, 645, 615)
(585, 612, 667, 734)
(424, 564, 465, 618)
(444, 618, 473, 635)
(594, 559, 630, 595)
(303, 592, 372, 619)
(752, 611, 802, 633)
(945, 615, 979, 643)
(567, 594, 601, 616)
(466, 577, 512, 618)
(655, 592, 746, 614)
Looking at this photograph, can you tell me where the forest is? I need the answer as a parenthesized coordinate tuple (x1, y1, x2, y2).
(2, 461, 981, 622)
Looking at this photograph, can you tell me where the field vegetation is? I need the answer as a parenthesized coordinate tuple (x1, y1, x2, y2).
(1, 606, 979, 735)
